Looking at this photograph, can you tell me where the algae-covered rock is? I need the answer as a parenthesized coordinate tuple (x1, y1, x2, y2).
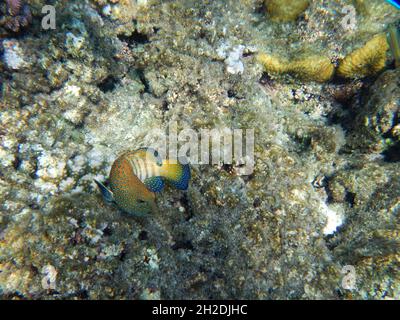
(328, 173, 400, 299)
(0, 194, 170, 299)
(346, 68, 400, 156)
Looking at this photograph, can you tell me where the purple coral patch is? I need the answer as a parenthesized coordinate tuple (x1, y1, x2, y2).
(6, 0, 22, 16)
(2, 1, 32, 32)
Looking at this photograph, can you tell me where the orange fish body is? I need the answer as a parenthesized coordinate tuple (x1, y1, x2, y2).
(95, 148, 190, 217)
(109, 152, 157, 216)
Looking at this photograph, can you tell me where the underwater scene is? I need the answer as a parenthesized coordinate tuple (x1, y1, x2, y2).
(0, 0, 399, 300)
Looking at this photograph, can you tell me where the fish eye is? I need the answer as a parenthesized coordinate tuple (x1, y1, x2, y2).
(137, 199, 146, 204)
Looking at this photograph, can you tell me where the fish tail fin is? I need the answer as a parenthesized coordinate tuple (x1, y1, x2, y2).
(94, 179, 114, 203)
(159, 159, 191, 190)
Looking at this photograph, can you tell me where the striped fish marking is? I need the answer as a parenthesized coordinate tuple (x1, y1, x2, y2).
(126, 148, 162, 184)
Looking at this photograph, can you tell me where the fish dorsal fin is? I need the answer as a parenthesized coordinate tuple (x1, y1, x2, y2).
(94, 179, 114, 203)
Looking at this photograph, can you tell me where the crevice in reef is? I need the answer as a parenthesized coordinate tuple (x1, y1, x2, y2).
(97, 75, 120, 93)
(117, 30, 150, 45)
(382, 141, 400, 162)
(171, 239, 194, 251)
(136, 69, 151, 94)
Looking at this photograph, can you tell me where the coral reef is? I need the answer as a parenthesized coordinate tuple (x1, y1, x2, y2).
(327, 163, 400, 299)
(0, 0, 399, 300)
(2, 39, 29, 70)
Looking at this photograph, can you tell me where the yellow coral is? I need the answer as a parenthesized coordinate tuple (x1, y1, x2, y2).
(256, 53, 287, 74)
(337, 33, 389, 79)
(265, 0, 310, 22)
(257, 53, 334, 83)
(290, 56, 335, 82)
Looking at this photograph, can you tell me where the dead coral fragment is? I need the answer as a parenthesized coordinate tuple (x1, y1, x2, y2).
(265, 0, 309, 22)
(337, 33, 389, 79)
(257, 53, 334, 83)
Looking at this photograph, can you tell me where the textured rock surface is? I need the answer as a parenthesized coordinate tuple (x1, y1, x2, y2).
(0, 0, 399, 299)
(346, 69, 400, 157)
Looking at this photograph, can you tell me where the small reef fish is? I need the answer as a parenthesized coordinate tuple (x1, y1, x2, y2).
(386, 0, 400, 9)
(387, 25, 400, 67)
(95, 148, 190, 217)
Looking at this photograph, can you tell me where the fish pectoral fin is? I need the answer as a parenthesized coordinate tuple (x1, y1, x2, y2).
(94, 179, 114, 203)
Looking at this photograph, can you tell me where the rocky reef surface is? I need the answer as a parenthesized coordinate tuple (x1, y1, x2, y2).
(0, 0, 399, 299)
